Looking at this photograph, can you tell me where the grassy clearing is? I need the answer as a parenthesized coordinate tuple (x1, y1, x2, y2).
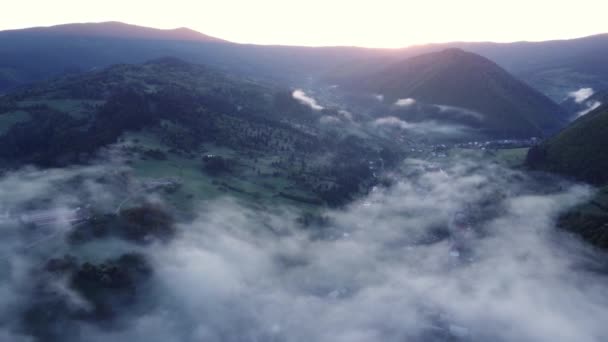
(120, 130, 321, 211)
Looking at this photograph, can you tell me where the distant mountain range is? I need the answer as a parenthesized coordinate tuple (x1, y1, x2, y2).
(1, 22, 608, 101)
(326, 34, 608, 101)
(335, 48, 568, 138)
(0, 21, 226, 42)
(331, 34, 608, 101)
(0, 22, 382, 92)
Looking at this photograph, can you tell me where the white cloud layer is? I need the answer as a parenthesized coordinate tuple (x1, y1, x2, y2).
(569, 88, 595, 104)
(435, 104, 484, 120)
(293, 89, 324, 111)
(373, 116, 468, 136)
(576, 101, 601, 118)
(394, 98, 416, 107)
(3, 151, 608, 342)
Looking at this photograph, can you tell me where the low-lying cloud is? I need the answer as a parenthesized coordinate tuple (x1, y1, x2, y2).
(293, 89, 324, 111)
(338, 110, 353, 121)
(373, 116, 468, 136)
(3, 149, 608, 342)
(318, 109, 354, 125)
(319, 115, 341, 125)
(568, 88, 595, 104)
(435, 104, 484, 120)
(394, 98, 416, 107)
(576, 100, 601, 118)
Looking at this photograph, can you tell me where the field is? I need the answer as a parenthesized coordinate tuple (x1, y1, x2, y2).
(118, 130, 324, 213)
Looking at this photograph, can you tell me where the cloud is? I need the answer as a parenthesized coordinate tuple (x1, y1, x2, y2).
(373, 116, 468, 136)
(292, 89, 324, 111)
(576, 101, 601, 118)
(77, 156, 608, 342)
(435, 104, 484, 120)
(373, 116, 411, 129)
(373, 94, 384, 102)
(568, 88, 595, 104)
(394, 98, 416, 107)
(338, 110, 353, 121)
(319, 115, 341, 125)
(319, 110, 353, 125)
(4, 146, 608, 342)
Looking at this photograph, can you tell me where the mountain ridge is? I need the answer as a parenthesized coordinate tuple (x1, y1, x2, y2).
(0, 21, 226, 43)
(1, 21, 608, 101)
(337, 48, 568, 138)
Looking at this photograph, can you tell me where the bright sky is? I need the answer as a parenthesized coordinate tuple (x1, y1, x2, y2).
(4, 0, 608, 47)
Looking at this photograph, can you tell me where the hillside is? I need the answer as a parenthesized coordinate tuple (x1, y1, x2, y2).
(326, 34, 608, 101)
(436, 34, 608, 100)
(526, 103, 608, 248)
(0, 58, 402, 207)
(336, 48, 568, 138)
(527, 103, 608, 185)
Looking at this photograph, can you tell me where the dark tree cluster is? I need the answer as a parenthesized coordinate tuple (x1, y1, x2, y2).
(69, 204, 176, 244)
(202, 155, 234, 175)
(23, 253, 152, 341)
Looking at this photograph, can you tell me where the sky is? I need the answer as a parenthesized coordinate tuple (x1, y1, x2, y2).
(3, 0, 608, 47)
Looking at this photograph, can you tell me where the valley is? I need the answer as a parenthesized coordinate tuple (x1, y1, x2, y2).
(1, 18, 608, 342)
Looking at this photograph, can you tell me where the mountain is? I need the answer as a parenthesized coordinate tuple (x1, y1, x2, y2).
(334, 48, 568, 138)
(325, 34, 608, 101)
(0, 22, 387, 93)
(526, 102, 608, 185)
(2, 22, 608, 100)
(0, 21, 226, 42)
(418, 34, 608, 101)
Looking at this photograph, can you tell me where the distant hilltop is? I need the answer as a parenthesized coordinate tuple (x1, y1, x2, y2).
(0, 21, 227, 43)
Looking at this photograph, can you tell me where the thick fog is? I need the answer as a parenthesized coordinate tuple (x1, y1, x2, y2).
(2, 150, 608, 342)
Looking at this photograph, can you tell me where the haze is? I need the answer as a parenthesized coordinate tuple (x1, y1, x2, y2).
(4, 0, 608, 47)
